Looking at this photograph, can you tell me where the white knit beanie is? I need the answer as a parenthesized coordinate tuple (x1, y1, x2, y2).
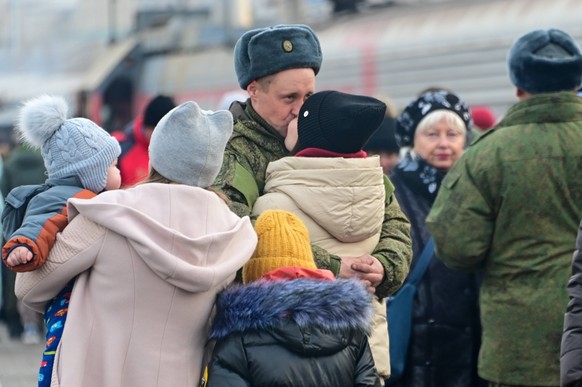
(149, 101, 233, 187)
(17, 95, 121, 193)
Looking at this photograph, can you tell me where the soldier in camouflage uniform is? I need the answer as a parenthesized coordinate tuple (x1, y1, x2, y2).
(212, 24, 412, 299)
(426, 29, 582, 387)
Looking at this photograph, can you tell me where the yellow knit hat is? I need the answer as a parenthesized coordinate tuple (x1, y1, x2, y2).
(243, 210, 317, 284)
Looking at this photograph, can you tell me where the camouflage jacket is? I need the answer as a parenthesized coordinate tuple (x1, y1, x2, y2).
(426, 92, 582, 385)
(212, 101, 412, 297)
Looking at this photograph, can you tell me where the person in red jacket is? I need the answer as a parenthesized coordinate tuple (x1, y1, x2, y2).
(114, 95, 176, 187)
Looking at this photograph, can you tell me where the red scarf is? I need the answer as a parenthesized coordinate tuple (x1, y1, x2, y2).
(295, 148, 367, 158)
(260, 267, 335, 282)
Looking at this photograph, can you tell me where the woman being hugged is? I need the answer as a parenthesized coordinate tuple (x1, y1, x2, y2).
(251, 90, 396, 383)
(15, 101, 258, 387)
(388, 90, 485, 387)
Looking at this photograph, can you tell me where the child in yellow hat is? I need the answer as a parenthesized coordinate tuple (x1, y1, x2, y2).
(207, 209, 381, 387)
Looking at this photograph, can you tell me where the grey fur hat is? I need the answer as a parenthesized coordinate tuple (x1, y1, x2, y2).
(17, 95, 121, 193)
(234, 24, 322, 89)
(149, 101, 233, 187)
(508, 28, 582, 93)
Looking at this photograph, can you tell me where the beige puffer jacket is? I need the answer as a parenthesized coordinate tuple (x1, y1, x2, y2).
(253, 155, 390, 381)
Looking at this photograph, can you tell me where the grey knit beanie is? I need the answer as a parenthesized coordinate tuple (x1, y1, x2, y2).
(17, 95, 121, 193)
(149, 101, 233, 187)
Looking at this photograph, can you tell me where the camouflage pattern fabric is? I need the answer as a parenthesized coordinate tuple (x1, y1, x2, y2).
(426, 92, 582, 386)
(212, 101, 289, 218)
(212, 101, 412, 298)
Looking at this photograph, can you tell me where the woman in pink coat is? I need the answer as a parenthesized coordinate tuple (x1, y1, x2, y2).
(15, 101, 258, 387)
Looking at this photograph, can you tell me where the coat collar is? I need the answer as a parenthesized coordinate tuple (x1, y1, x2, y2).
(45, 175, 84, 188)
(209, 278, 372, 340)
(229, 100, 289, 155)
(496, 92, 582, 128)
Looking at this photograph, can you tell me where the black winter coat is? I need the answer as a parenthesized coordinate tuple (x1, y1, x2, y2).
(207, 277, 381, 387)
(561, 216, 582, 387)
(389, 170, 485, 387)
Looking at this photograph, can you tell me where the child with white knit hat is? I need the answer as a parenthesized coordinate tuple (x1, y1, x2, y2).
(2, 94, 121, 385)
(3, 95, 121, 268)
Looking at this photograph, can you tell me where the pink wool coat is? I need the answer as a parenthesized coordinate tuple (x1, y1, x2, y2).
(15, 183, 257, 387)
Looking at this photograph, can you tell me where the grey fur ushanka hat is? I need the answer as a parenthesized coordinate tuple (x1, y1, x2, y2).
(508, 28, 582, 93)
(234, 24, 322, 89)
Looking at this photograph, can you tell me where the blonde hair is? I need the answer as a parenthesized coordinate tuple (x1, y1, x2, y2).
(142, 168, 173, 185)
(416, 109, 467, 136)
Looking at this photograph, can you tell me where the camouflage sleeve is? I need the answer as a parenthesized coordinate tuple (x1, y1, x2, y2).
(212, 144, 260, 219)
(312, 244, 342, 276)
(425, 155, 494, 271)
(372, 189, 413, 298)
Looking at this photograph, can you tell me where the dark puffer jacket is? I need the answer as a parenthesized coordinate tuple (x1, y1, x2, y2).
(561, 216, 582, 387)
(389, 170, 484, 387)
(207, 277, 381, 387)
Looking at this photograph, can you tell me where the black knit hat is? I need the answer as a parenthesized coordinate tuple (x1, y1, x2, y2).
(508, 28, 582, 94)
(296, 91, 387, 154)
(144, 95, 176, 127)
(363, 117, 399, 153)
(395, 90, 471, 147)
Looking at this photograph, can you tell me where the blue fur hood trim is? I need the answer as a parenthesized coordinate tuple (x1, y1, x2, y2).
(210, 278, 372, 340)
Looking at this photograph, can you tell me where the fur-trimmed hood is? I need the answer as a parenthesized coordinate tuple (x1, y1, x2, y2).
(210, 278, 372, 348)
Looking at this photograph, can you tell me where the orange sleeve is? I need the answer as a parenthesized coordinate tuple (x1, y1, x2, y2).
(2, 189, 96, 272)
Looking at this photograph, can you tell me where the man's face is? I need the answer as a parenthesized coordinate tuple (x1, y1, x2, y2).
(248, 68, 315, 137)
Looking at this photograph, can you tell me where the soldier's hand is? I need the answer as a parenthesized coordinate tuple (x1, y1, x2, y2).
(350, 254, 385, 288)
(339, 255, 384, 293)
(338, 256, 362, 278)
